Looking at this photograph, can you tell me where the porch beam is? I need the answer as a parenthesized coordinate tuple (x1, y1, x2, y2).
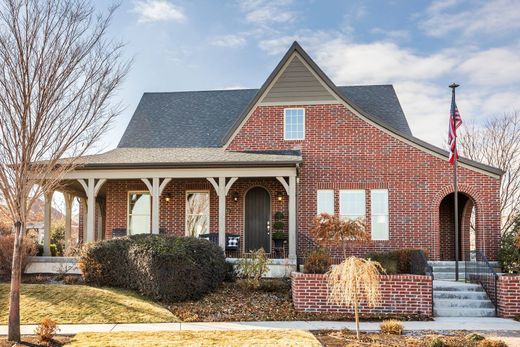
(159, 178, 172, 195)
(207, 177, 219, 193)
(43, 191, 53, 256)
(276, 176, 289, 194)
(288, 176, 297, 260)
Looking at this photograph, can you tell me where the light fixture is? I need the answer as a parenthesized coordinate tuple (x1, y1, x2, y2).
(276, 191, 283, 202)
(232, 191, 240, 202)
(164, 193, 172, 202)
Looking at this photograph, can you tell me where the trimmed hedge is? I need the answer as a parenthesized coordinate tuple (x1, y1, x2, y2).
(80, 234, 226, 302)
(365, 248, 427, 275)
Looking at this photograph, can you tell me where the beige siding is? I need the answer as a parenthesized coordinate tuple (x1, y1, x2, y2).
(261, 55, 337, 104)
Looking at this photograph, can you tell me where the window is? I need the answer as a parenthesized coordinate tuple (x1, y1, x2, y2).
(317, 190, 334, 215)
(128, 192, 151, 235)
(339, 190, 365, 220)
(371, 189, 389, 240)
(284, 108, 305, 140)
(186, 191, 210, 237)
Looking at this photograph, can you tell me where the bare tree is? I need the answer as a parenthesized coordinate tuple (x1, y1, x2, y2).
(0, 0, 129, 341)
(460, 111, 520, 234)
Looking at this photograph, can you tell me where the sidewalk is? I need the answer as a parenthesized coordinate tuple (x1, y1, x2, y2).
(1, 317, 519, 336)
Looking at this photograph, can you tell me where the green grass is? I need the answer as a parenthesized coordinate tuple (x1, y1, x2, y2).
(0, 283, 177, 324)
(66, 330, 322, 347)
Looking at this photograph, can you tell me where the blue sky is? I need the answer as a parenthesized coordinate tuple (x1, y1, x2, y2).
(94, 0, 520, 150)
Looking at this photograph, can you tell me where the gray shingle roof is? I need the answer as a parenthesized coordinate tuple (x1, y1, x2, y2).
(117, 85, 411, 149)
(74, 148, 302, 168)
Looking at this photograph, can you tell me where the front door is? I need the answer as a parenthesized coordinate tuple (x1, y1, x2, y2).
(244, 187, 271, 252)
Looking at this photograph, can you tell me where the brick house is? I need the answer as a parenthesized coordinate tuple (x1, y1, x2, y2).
(42, 42, 502, 268)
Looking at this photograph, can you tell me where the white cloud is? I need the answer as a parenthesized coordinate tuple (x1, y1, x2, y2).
(420, 0, 520, 37)
(211, 34, 247, 48)
(133, 0, 186, 23)
(239, 0, 296, 25)
(371, 28, 411, 42)
(458, 47, 520, 86)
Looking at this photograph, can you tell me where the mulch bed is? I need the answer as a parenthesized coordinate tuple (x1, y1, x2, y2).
(167, 279, 430, 322)
(313, 330, 502, 347)
(0, 336, 71, 347)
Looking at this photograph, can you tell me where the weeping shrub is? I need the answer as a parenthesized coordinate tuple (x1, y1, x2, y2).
(80, 234, 226, 302)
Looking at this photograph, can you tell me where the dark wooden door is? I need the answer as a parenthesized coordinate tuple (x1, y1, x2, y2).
(245, 187, 271, 252)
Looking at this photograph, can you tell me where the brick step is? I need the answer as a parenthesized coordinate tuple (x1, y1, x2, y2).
(433, 298, 495, 309)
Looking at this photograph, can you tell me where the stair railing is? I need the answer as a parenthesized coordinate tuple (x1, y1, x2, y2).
(464, 250, 498, 316)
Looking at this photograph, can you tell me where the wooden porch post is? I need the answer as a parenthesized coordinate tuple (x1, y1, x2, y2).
(288, 176, 297, 260)
(63, 193, 73, 249)
(78, 179, 106, 243)
(218, 177, 226, 249)
(43, 191, 53, 256)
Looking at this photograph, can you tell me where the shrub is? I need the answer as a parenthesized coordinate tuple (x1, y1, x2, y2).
(236, 248, 269, 289)
(0, 234, 37, 279)
(50, 244, 57, 256)
(426, 337, 445, 347)
(304, 248, 332, 274)
(478, 339, 508, 347)
(34, 317, 59, 344)
(465, 332, 485, 342)
(380, 320, 403, 335)
(80, 234, 227, 302)
(224, 261, 236, 282)
(366, 249, 425, 275)
(50, 222, 65, 256)
(498, 218, 520, 273)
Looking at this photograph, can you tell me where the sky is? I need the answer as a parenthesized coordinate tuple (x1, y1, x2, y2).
(93, 0, 520, 151)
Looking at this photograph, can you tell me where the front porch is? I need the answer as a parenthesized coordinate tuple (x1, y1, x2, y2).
(39, 164, 299, 263)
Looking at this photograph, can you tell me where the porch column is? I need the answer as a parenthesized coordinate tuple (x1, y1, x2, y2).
(78, 179, 106, 242)
(43, 191, 53, 256)
(63, 192, 73, 249)
(288, 176, 297, 260)
(208, 177, 237, 250)
(142, 178, 172, 235)
(80, 198, 87, 243)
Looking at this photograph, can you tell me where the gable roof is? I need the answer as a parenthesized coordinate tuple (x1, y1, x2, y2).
(118, 85, 411, 148)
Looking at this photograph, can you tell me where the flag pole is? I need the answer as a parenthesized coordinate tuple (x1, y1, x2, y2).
(449, 82, 460, 281)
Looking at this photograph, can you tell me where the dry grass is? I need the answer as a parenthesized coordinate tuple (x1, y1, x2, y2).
(66, 330, 321, 347)
(478, 339, 508, 347)
(380, 320, 403, 335)
(0, 283, 177, 324)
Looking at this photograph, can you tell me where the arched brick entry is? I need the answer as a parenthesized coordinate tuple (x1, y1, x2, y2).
(438, 192, 476, 261)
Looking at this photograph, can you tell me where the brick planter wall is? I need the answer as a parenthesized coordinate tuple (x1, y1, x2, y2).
(292, 272, 432, 317)
(497, 275, 520, 318)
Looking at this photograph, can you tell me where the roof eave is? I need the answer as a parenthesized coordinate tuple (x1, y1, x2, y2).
(73, 160, 303, 170)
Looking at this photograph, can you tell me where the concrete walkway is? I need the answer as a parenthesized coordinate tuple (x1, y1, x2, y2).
(0, 317, 519, 336)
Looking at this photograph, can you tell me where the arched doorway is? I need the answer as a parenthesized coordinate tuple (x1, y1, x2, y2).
(244, 186, 271, 252)
(439, 192, 477, 261)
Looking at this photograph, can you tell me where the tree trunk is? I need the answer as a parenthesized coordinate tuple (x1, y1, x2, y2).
(354, 286, 360, 340)
(8, 221, 22, 342)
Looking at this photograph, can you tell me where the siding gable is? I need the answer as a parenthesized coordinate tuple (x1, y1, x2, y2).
(260, 54, 338, 104)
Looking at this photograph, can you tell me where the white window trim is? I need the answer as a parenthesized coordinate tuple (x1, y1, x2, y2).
(283, 108, 305, 140)
(339, 189, 366, 221)
(371, 189, 389, 241)
(185, 190, 210, 237)
(127, 190, 151, 235)
(316, 189, 334, 215)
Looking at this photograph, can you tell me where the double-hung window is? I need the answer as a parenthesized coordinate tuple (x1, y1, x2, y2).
(317, 190, 334, 215)
(284, 108, 305, 140)
(186, 191, 210, 237)
(339, 190, 365, 221)
(371, 189, 389, 240)
(128, 192, 151, 235)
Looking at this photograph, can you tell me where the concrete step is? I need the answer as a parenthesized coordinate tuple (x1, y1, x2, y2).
(430, 266, 467, 272)
(433, 272, 467, 280)
(433, 299, 495, 309)
(434, 307, 496, 317)
(433, 281, 483, 292)
(434, 291, 489, 300)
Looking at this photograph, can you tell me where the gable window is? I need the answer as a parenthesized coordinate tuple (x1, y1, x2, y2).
(284, 108, 305, 140)
(128, 192, 151, 235)
(339, 190, 365, 221)
(317, 190, 334, 215)
(186, 191, 210, 237)
(371, 189, 389, 240)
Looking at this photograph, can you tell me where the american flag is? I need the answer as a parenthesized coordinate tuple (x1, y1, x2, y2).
(448, 92, 462, 164)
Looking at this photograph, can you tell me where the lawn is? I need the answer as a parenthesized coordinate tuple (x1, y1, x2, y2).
(0, 283, 177, 324)
(66, 330, 321, 347)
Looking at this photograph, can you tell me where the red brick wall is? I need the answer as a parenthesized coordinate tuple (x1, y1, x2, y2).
(291, 272, 432, 317)
(227, 104, 501, 260)
(102, 178, 287, 252)
(497, 275, 520, 318)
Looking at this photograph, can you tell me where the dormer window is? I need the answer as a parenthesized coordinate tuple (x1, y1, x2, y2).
(284, 108, 305, 140)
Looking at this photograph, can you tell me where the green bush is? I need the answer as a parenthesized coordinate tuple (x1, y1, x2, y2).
(366, 249, 425, 275)
(80, 234, 227, 302)
(50, 244, 57, 257)
(304, 248, 332, 274)
(498, 217, 520, 273)
(224, 261, 236, 282)
(50, 222, 65, 256)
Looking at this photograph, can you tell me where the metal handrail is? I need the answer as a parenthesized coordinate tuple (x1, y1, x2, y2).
(465, 250, 498, 315)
